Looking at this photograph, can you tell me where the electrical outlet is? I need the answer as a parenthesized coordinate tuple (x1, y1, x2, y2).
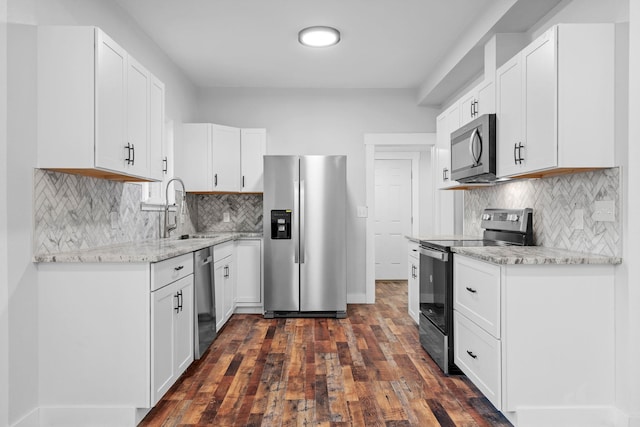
(593, 200, 615, 222)
(573, 209, 584, 230)
(110, 211, 118, 229)
(223, 212, 231, 223)
(356, 206, 368, 218)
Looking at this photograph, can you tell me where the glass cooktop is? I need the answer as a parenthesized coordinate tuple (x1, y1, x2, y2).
(419, 239, 511, 252)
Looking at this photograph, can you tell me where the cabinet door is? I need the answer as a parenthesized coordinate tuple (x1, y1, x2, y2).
(214, 260, 226, 332)
(240, 129, 266, 192)
(211, 125, 241, 192)
(236, 240, 261, 304)
(407, 243, 420, 324)
(174, 276, 194, 376)
(182, 123, 212, 192)
(496, 55, 523, 177)
(95, 30, 127, 173)
(126, 56, 151, 178)
(151, 281, 178, 404)
(148, 74, 165, 181)
(224, 260, 236, 321)
(522, 28, 557, 173)
(477, 80, 495, 116)
(459, 91, 476, 125)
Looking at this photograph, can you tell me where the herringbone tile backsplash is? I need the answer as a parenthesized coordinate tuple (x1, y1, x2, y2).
(464, 168, 621, 256)
(33, 170, 197, 255)
(196, 194, 263, 233)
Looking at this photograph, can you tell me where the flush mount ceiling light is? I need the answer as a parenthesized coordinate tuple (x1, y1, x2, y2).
(298, 26, 341, 48)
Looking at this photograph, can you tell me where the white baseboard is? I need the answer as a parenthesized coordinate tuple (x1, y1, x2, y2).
(512, 406, 616, 427)
(612, 406, 640, 427)
(38, 407, 145, 427)
(347, 293, 368, 304)
(234, 305, 263, 314)
(11, 407, 39, 427)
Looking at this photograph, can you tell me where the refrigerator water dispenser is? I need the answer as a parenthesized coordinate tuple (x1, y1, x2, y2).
(271, 210, 292, 239)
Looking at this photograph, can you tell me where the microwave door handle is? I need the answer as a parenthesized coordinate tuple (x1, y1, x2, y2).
(468, 128, 481, 165)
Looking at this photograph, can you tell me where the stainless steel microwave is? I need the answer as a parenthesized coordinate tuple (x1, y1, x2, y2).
(450, 113, 496, 183)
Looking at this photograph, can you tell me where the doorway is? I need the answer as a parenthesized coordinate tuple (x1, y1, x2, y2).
(374, 159, 412, 280)
(364, 133, 435, 304)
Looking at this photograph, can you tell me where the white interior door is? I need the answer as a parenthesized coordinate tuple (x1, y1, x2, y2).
(374, 159, 412, 280)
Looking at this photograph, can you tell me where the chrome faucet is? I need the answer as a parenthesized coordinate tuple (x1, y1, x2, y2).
(164, 177, 187, 238)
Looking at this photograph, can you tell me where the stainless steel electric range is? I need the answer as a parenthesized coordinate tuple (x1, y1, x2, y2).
(419, 208, 534, 374)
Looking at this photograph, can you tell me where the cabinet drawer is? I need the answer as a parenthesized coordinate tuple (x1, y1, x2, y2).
(454, 255, 501, 338)
(151, 253, 194, 291)
(454, 312, 502, 410)
(214, 241, 234, 262)
(408, 240, 419, 260)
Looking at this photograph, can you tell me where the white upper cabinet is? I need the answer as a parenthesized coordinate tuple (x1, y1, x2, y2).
(125, 56, 151, 178)
(496, 24, 614, 179)
(181, 123, 266, 193)
(38, 26, 164, 182)
(459, 79, 495, 126)
(211, 125, 241, 192)
(435, 103, 459, 190)
(148, 75, 167, 182)
(240, 129, 267, 192)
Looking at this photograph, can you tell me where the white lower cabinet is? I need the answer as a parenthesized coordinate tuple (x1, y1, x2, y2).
(214, 241, 236, 331)
(38, 253, 195, 425)
(453, 254, 615, 425)
(236, 239, 262, 310)
(151, 274, 194, 405)
(407, 240, 420, 324)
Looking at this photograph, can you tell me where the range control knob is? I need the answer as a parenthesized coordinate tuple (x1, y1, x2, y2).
(507, 214, 520, 222)
(481, 213, 491, 220)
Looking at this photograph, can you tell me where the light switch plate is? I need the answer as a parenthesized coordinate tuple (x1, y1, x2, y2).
(223, 212, 231, 223)
(357, 206, 368, 218)
(110, 211, 118, 229)
(574, 209, 584, 230)
(593, 200, 615, 222)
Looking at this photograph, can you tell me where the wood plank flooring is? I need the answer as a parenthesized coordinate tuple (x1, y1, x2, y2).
(140, 280, 512, 426)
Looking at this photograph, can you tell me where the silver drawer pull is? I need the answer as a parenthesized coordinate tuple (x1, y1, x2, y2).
(174, 265, 184, 271)
(467, 350, 478, 359)
(465, 287, 477, 293)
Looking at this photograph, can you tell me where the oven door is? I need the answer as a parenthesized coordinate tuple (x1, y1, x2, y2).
(419, 247, 451, 333)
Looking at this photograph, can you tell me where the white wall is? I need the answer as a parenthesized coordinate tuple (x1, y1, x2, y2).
(0, 0, 8, 425)
(623, 1, 640, 422)
(4, 0, 200, 425)
(6, 22, 38, 425)
(196, 87, 437, 299)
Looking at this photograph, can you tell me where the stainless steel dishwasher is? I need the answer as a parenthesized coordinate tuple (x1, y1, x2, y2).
(194, 246, 216, 359)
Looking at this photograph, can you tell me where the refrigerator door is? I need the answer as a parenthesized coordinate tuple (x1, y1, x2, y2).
(300, 156, 347, 312)
(263, 156, 300, 312)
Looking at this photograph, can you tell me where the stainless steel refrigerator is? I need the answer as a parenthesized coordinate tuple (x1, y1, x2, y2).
(263, 155, 347, 318)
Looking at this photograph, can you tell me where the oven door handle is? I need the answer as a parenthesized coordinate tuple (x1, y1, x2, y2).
(419, 247, 449, 262)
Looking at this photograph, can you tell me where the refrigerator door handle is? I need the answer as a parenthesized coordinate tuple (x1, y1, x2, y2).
(293, 179, 300, 264)
(300, 179, 305, 264)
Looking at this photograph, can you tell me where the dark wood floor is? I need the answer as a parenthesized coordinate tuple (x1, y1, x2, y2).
(140, 281, 511, 426)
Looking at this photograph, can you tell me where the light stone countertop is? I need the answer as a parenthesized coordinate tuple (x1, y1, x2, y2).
(33, 232, 263, 263)
(452, 246, 622, 265)
(405, 235, 482, 243)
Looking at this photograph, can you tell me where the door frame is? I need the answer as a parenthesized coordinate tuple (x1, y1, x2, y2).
(364, 133, 435, 303)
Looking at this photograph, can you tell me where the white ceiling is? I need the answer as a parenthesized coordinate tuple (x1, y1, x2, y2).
(114, 0, 500, 90)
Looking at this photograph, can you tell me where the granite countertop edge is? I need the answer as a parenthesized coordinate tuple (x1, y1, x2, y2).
(34, 232, 263, 264)
(451, 246, 622, 266)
